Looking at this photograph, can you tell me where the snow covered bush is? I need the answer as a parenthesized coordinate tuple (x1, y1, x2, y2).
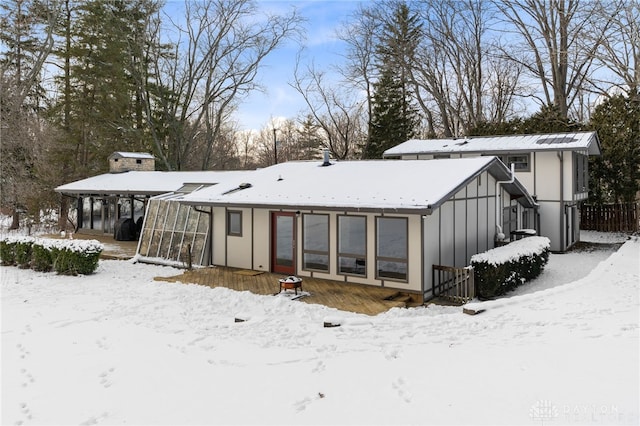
(15, 236, 35, 268)
(471, 236, 550, 299)
(0, 237, 17, 266)
(0, 236, 103, 275)
(49, 239, 103, 276)
(32, 242, 54, 272)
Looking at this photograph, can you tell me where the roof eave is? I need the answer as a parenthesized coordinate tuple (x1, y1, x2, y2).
(178, 199, 434, 216)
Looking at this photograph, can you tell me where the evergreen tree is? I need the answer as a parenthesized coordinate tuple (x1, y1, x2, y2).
(51, 0, 158, 176)
(297, 115, 325, 160)
(364, 2, 421, 159)
(589, 93, 640, 204)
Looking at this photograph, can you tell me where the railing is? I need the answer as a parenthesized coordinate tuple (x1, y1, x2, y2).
(581, 202, 639, 232)
(432, 265, 475, 304)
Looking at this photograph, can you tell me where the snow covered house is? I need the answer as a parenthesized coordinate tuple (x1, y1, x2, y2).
(174, 157, 538, 302)
(383, 132, 601, 252)
(55, 156, 246, 239)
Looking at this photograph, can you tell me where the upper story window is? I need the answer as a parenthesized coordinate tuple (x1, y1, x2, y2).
(574, 152, 589, 193)
(501, 154, 530, 172)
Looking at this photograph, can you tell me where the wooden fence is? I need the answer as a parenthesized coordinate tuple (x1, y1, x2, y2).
(581, 202, 639, 232)
(432, 265, 475, 304)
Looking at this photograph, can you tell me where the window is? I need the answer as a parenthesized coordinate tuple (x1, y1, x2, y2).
(338, 215, 366, 276)
(501, 154, 530, 172)
(303, 214, 329, 272)
(376, 217, 408, 281)
(574, 153, 589, 193)
(136, 159, 142, 164)
(227, 210, 242, 236)
(433, 154, 451, 159)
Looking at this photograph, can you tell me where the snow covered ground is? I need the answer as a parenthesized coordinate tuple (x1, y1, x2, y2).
(1, 231, 638, 425)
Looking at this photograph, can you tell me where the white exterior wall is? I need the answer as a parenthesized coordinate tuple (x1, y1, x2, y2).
(252, 209, 270, 272)
(211, 207, 227, 266)
(538, 201, 562, 252)
(530, 151, 561, 201)
(225, 207, 253, 269)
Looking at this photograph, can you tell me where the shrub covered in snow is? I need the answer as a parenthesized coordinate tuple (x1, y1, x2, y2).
(15, 236, 36, 268)
(471, 236, 550, 299)
(0, 237, 17, 266)
(0, 236, 103, 275)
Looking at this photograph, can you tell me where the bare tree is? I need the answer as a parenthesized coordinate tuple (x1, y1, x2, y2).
(494, 0, 615, 120)
(291, 58, 366, 160)
(588, 0, 639, 100)
(336, 3, 381, 156)
(142, 0, 303, 171)
(410, 0, 520, 136)
(0, 0, 59, 229)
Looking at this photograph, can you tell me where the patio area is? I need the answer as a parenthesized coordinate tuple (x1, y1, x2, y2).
(72, 232, 422, 315)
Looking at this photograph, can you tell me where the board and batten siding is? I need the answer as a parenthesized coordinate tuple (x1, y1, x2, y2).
(422, 171, 497, 301)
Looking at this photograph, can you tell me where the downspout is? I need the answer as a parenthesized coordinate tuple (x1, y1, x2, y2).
(495, 163, 515, 242)
(558, 151, 564, 251)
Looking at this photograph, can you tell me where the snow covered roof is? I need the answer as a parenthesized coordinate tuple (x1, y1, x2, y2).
(383, 131, 601, 157)
(55, 170, 250, 196)
(178, 157, 537, 213)
(108, 152, 155, 160)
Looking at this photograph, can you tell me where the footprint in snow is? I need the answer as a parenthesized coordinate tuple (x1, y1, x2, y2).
(98, 367, 116, 388)
(20, 368, 35, 387)
(311, 360, 325, 373)
(16, 343, 30, 359)
(384, 346, 401, 360)
(392, 377, 412, 403)
(80, 412, 109, 425)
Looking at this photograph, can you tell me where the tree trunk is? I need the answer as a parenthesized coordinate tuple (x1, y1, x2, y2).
(10, 209, 20, 230)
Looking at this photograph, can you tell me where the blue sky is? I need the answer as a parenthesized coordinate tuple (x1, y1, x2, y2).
(234, 0, 365, 130)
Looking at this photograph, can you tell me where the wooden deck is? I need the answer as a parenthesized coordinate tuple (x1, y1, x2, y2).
(153, 267, 422, 316)
(70, 232, 421, 316)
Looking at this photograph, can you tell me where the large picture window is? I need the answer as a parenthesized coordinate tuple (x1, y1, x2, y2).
(376, 217, 408, 281)
(303, 214, 329, 272)
(338, 215, 366, 276)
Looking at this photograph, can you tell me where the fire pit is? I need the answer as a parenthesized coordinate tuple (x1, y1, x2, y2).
(279, 276, 303, 295)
